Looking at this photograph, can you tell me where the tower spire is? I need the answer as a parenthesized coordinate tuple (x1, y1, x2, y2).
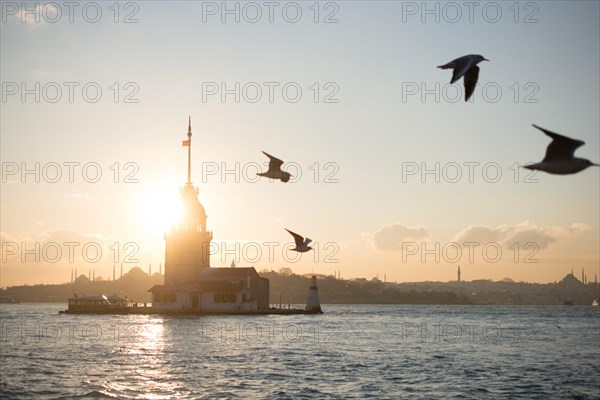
(187, 116, 192, 185)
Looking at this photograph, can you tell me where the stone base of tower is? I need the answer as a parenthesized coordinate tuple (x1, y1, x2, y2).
(149, 266, 269, 313)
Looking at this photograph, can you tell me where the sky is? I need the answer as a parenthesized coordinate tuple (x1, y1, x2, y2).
(1, 1, 599, 287)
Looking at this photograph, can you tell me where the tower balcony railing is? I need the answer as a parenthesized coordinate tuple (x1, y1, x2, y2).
(165, 226, 213, 238)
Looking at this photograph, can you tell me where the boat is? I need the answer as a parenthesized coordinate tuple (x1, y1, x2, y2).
(593, 299, 599, 307)
(59, 295, 133, 314)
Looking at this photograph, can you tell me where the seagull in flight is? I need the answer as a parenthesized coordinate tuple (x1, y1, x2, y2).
(437, 54, 489, 101)
(257, 151, 292, 182)
(524, 124, 599, 174)
(285, 229, 313, 252)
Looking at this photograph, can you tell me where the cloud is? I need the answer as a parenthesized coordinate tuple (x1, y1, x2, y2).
(372, 223, 428, 251)
(42, 230, 108, 244)
(452, 221, 591, 249)
(1, 231, 13, 243)
(1, 231, 34, 260)
(1, 230, 111, 264)
(452, 225, 501, 244)
(3, 4, 48, 26)
(1, 231, 33, 243)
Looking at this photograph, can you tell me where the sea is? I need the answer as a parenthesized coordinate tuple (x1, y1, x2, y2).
(0, 304, 598, 399)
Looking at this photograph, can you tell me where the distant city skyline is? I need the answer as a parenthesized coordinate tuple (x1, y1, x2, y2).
(1, 1, 599, 287)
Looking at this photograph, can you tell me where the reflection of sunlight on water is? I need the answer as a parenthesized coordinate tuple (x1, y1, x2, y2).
(103, 317, 190, 399)
(2, 305, 599, 398)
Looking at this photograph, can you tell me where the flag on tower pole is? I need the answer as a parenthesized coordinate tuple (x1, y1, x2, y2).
(182, 140, 190, 146)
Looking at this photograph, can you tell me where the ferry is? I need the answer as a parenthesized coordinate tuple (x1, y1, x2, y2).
(593, 299, 599, 307)
(59, 295, 133, 314)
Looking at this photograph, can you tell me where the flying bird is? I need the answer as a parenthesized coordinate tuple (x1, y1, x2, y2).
(257, 151, 292, 182)
(437, 54, 489, 101)
(285, 229, 313, 252)
(524, 124, 599, 174)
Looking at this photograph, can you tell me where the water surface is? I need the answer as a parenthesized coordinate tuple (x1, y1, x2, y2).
(1, 304, 598, 399)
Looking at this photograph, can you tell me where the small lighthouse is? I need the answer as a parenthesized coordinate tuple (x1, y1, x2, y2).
(305, 276, 322, 313)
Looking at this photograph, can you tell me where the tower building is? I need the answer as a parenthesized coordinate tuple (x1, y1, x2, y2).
(164, 117, 213, 285)
(149, 118, 269, 313)
(457, 265, 461, 282)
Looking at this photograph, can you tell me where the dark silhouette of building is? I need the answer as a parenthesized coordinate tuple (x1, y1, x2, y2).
(149, 118, 269, 312)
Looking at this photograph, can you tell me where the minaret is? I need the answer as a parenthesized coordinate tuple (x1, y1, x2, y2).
(113, 264, 116, 281)
(582, 268, 584, 283)
(159, 262, 162, 275)
(457, 265, 461, 282)
(164, 117, 213, 285)
(70, 269, 73, 284)
(120, 263, 123, 279)
(148, 264, 152, 276)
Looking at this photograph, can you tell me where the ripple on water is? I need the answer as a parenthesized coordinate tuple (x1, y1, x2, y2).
(1, 304, 599, 399)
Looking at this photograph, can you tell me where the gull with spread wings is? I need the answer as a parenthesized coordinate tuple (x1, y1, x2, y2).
(285, 229, 313, 252)
(524, 124, 599, 174)
(257, 151, 292, 182)
(437, 54, 489, 102)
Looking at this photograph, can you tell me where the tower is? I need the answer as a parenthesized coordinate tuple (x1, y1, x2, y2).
(305, 276, 322, 312)
(457, 265, 461, 282)
(164, 117, 213, 285)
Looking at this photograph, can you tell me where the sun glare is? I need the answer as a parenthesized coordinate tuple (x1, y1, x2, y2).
(138, 188, 182, 237)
